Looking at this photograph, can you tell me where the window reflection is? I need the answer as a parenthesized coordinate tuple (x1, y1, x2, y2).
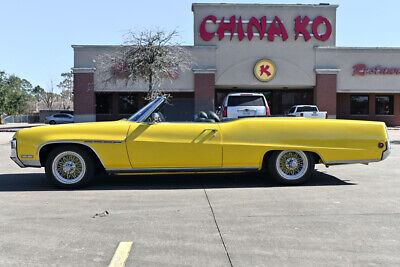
(375, 95, 394, 115)
(350, 95, 369, 115)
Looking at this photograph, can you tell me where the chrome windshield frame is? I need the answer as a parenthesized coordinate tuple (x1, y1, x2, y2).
(128, 96, 166, 123)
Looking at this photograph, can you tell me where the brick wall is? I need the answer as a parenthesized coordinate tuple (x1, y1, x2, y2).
(315, 73, 337, 118)
(73, 73, 95, 122)
(194, 73, 215, 113)
(337, 93, 400, 126)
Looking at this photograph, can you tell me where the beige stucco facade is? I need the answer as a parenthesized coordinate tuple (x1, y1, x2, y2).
(72, 3, 400, 125)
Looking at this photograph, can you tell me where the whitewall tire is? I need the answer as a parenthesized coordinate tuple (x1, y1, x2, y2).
(45, 145, 95, 188)
(268, 150, 314, 185)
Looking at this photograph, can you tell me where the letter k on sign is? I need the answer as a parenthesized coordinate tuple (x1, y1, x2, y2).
(260, 65, 271, 77)
(254, 59, 276, 82)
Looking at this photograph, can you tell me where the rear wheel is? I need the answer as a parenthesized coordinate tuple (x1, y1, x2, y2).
(49, 120, 56, 125)
(45, 146, 95, 188)
(267, 150, 314, 185)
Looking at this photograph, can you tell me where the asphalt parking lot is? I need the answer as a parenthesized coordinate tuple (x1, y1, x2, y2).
(0, 130, 399, 266)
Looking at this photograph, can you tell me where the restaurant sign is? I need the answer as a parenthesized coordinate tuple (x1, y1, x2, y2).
(200, 15, 332, 42)
(353, 64, 400, 76)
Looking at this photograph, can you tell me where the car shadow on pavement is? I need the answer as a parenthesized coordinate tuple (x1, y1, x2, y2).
(0, 170, 355, 192)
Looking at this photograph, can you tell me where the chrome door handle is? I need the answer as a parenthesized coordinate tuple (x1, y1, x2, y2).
(204, 129, 218, 136)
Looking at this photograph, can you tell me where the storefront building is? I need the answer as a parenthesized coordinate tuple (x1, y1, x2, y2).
(73, 3, 400, 126)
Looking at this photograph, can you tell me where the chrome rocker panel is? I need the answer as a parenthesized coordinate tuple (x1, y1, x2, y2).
(106, 167, 259, 174)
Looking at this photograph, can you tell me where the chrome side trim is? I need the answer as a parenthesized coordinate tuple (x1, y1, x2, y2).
(106, 167, 259, 174)
(83, 140, 123, 144)
(38, 140, 107, 169)
(326, 159, 381, 165)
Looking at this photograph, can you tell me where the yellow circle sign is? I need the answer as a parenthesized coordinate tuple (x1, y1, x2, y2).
(254, 59, 276, 82)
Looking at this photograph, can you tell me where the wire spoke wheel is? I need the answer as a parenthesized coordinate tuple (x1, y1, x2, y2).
(276, 150, 308, 180)
(52, 151, 86, 184)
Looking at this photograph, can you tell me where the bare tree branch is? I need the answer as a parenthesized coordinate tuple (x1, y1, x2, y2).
(95, 29, 194, 100)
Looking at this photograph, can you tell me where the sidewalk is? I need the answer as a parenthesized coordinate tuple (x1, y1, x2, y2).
(0, 123, 45, 132)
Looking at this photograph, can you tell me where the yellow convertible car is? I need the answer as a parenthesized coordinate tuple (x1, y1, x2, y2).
(10, 96, 390, 188)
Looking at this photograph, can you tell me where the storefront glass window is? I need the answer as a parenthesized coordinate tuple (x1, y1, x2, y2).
(281, 90, 313, 114)
(350, 95, 369, 115)
(118, 93, 139, 114)
(95, 93, 113, 114)
(375, 95, 394, 115)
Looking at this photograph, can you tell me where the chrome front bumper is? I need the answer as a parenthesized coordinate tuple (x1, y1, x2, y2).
(10, 139, 41, 168)
(10, 139, 25, 168)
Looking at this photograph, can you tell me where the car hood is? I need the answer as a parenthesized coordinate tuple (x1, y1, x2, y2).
(13, 120, 134, 143)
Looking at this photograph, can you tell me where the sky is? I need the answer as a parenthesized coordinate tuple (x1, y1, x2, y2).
(1, 0, 400, 91)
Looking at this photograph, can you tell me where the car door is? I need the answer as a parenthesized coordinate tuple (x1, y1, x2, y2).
(125, 122, 222, 169)
(58, 114, 68, 123)
(53, 114, 63, 123)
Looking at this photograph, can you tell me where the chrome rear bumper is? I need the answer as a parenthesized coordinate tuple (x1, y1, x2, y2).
(382, 140, 391, 160)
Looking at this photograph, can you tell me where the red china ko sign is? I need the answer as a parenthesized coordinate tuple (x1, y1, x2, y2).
(200, 15, 332, 42)
(353, 64, 400, 76)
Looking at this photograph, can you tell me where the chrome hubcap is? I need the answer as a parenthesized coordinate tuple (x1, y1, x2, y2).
(62, 161, 76, 174)
(285, 158, 299, 170)
(276, 150, 308, 180)
(52, 151, 86, 184)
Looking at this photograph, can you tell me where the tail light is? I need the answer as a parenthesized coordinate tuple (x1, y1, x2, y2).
(266, 106, 270, 115)
(223, 106, 227, 117)
(325, 113, 328, 119)
(300, 113, 303, 117)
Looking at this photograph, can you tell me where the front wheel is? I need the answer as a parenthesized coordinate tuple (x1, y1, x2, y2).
(267, 150, 314, 185)
(45, 146, 95, 188)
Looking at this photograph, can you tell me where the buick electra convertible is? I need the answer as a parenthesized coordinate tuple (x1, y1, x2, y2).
(11, 96, 391, 188)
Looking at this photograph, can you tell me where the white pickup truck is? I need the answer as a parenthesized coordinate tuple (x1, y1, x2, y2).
(287, 105, 328, 119)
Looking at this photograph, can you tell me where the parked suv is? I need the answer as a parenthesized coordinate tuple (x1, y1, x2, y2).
(218, 93, 270, 120)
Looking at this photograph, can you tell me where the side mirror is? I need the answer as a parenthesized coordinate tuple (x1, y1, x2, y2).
(150, 113, 161, 123)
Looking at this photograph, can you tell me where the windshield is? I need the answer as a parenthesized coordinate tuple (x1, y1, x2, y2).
(128, 97, 164, 122)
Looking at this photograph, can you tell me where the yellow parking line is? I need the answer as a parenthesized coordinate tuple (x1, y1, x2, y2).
(109, 241, 133, 267)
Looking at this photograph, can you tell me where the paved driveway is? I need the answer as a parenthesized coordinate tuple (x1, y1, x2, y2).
(0, 131, 399, 266)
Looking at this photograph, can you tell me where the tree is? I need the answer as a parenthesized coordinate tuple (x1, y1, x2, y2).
(97, 29, 193, 100)
(30, 85, 45, 102)
(40, 81, 58, 110)
(28, 85, 45, 112)
(0, 71, 33, 115)
(57, 72, 73, 110)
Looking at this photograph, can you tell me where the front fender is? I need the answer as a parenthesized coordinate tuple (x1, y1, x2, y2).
(14, 121, 133, 169)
